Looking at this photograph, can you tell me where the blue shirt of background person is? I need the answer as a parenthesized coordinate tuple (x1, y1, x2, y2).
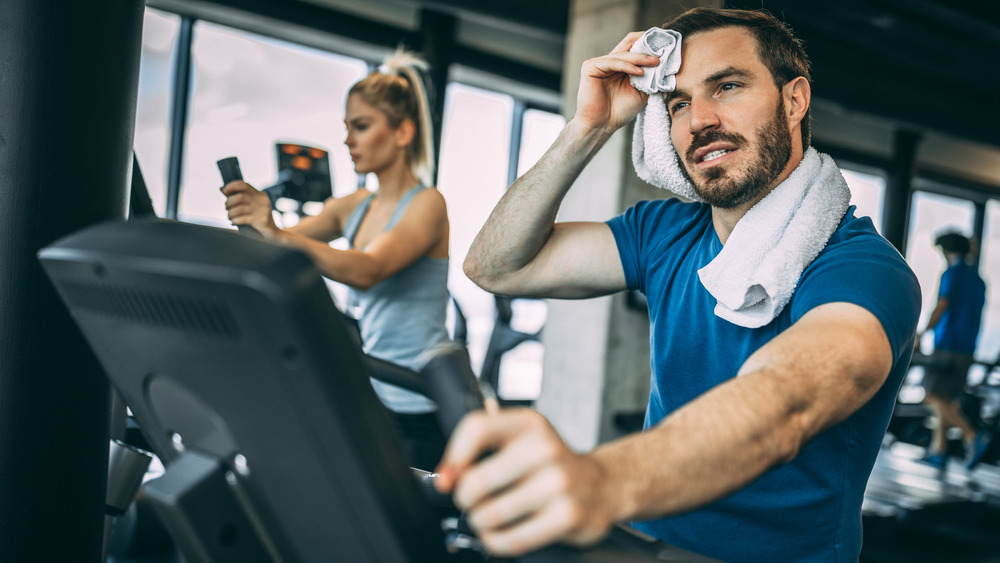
(933, 254, 986, 354)
(917, 231, 990, 470)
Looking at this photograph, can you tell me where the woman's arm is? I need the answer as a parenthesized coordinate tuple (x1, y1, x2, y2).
(285, 190, 369, 242)
(223, 180, 447, 289)
(281, 188, 447, 288)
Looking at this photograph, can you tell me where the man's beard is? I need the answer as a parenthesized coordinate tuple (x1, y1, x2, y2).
(675, 98, 793, 209)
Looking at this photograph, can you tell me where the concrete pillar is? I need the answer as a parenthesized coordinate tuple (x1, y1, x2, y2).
(882, 130, 921, 253)
(536, 0, 721, 451)
(418, 9, 457, 186)
(0, 1, 143, 559)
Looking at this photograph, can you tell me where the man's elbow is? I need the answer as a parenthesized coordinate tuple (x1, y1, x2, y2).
(462, 253, 482, 283)
(771, 406, 815, 465)
(463, 254, 501, 292)
(774, 421, 806, 465)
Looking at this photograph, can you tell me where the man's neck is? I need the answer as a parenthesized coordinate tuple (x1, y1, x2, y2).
(710, 148, 805, 245)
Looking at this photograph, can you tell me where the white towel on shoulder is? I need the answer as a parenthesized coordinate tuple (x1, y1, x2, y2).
(697, 148, 852, 328)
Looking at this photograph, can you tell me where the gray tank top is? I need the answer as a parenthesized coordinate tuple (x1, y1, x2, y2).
(343, 185, 449, 413)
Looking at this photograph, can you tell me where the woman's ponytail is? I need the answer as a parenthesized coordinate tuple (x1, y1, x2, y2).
(349, 48, 436, 186)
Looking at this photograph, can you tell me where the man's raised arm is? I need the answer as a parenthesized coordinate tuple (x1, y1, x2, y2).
(463, 33, 659, 299)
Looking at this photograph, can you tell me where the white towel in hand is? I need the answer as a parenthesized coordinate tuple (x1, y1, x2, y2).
(697, 148, 852, 328)
(629, 28, 682, 94)
(628, 28, 701, 202)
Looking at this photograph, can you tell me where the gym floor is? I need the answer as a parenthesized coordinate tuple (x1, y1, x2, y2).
(861, 443, 1000, 563)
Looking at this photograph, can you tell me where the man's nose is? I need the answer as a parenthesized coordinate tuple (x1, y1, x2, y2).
(688, 100, 721, 135)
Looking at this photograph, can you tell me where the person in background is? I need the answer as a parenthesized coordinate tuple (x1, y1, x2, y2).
(221, 50, 450, 471)
(918, 231, 991, 470)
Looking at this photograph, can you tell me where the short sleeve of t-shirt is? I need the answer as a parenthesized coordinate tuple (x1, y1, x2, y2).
(790, 218, 921, 362)
(607, 198, 713, 294)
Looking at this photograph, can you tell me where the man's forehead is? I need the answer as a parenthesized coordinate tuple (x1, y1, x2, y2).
(676, 26, 761, 77)
(680, 26, 759, 67)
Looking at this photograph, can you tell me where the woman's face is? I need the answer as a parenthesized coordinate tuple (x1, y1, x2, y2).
(344, 94, 405, 175)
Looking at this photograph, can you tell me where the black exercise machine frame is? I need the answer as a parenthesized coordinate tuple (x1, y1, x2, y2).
(38, 218, 715, 563)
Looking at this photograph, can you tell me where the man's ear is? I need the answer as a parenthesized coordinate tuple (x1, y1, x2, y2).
(783, 77, 810, 126)
(395, 118, 416, 148)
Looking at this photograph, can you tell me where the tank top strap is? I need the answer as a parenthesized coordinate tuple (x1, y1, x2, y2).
(342, 192, 376, 246)
(385, 184, 427, 230)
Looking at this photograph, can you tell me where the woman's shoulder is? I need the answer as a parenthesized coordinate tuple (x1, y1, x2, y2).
(323, 188, 372, 214)
(406, 185, 448, 212)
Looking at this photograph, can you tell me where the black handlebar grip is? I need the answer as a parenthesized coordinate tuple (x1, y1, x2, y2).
(217, 157, 257, 236)
(217, 156, 243, 183)
(366, 356, 429, 396)
(419, 343, 486, 437)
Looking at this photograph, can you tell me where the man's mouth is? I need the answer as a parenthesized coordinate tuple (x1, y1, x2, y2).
(693, 146, 738, 168)
(688, 133, 744, 168)
(700, 149, 733, 163)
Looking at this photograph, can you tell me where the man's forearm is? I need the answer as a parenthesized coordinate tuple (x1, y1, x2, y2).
(464, 119, 615, 290)
(589, 369, 805, 522)
(591, 303, 893, 523)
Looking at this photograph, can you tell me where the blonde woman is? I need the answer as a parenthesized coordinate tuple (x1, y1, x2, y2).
(222, 50, 449, 469)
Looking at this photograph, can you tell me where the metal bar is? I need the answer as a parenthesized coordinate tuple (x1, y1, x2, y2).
(418, 9, 457, 186)
(882, 130, 921, 253)
(165, 16, 195, 219)
(507, 99, 526, 186)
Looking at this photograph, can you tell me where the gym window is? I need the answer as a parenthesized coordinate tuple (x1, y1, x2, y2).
(133, 6, 562, 399)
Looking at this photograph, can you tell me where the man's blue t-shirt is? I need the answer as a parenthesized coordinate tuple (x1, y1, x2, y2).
(607, 200, 920, 563)
(933, 261, 986, 354)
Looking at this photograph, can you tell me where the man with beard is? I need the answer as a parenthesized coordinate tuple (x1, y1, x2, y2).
(435, 8, 920, 563)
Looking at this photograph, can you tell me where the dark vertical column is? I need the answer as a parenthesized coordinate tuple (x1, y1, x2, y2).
(972, 201, 986, 269)
(165, 16, 195, 220)
(507, 100, 527, 186)
(418, 9, 457, 186)
(0, 1, 144, 560)
(882, 130, 921, 253)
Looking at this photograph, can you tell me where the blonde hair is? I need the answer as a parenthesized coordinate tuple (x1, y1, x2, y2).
(348, 48, 435, 186)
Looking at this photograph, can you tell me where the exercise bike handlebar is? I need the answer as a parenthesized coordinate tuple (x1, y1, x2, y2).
(217, 156, 259, 237)
(364, 344, 486, 439)
(418, 343, 486, 437)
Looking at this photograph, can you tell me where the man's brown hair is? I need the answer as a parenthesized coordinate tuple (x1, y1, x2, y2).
(664, 8, 812, 150)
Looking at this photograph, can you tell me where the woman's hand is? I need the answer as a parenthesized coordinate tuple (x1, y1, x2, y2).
(221, 181, 280, 238)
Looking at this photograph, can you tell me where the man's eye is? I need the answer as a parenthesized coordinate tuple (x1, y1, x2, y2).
(669, 101, 689, 115)
(720, 82, 741, 92)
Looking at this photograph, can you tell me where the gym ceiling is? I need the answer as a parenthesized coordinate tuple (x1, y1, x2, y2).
(148, 0, 1000, 182)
